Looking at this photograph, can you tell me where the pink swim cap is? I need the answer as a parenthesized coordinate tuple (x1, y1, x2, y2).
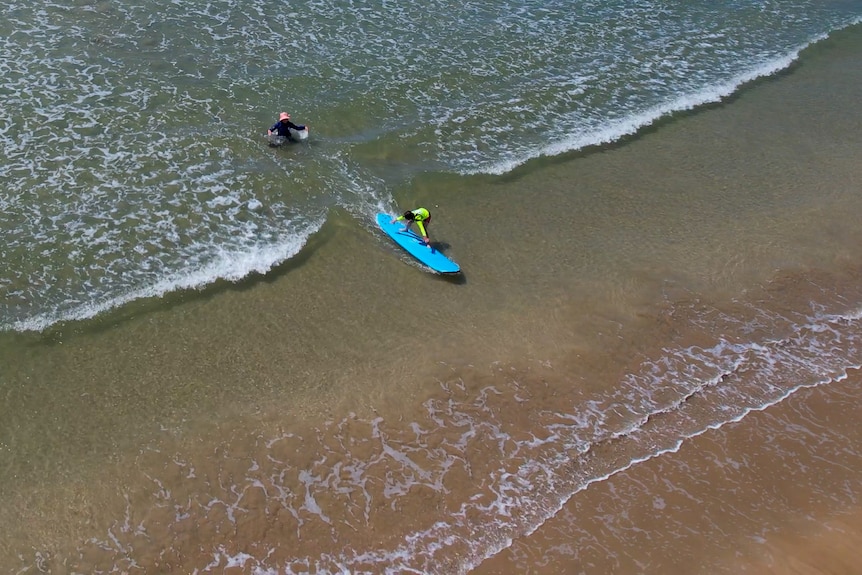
(279, 112, 291, 121)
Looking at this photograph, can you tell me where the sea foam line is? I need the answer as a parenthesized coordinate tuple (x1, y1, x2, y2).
(190, 361, 862, 575)
(457, 359, 862, 575)
(476, 20, 859, 176)
(313, 305, 862, 574)
(4, 221, 323, 333)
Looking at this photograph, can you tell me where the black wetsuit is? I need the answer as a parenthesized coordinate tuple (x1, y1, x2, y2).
(269, 119, 306, 140)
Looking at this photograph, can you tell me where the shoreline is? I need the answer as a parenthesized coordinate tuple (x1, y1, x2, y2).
(473, 364, 862, 575)
(2, 20, 862, 575)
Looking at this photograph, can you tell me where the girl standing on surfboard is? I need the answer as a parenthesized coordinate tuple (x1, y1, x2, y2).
(392, 208, 432, 245)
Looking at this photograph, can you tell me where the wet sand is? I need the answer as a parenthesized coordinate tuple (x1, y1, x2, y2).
(1, 23, 862, 575)
(472, 27, 862, 574)
(735, 507, 862, 575)
(473, 364, 862, 575)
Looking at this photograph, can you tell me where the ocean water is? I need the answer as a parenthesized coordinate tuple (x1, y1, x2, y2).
(1, 0, 859, 330)
(3, 1, 862, 574)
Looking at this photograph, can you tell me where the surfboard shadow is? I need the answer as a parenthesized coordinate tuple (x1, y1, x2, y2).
(427, 242, 467, 284)
(435, 270, 466, 284)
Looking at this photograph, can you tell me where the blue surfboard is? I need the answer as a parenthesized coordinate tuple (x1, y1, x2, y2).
(376, 213, 461, 274)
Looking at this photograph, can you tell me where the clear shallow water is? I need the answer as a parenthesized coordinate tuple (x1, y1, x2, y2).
(4, 7, 862, 571)
(1, 0, 860, 330)
(7, 266, 862, 573)
(475, 366, 862, 575)
(2, 15, 862, 572)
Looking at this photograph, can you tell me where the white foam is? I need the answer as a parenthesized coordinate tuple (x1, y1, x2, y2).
(6, 222, 323, 332)
(44, 296, 862, 574)
(477, 35, 827, 176)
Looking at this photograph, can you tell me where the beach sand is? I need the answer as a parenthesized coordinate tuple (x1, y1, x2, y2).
(473, 364, 862, 575)
(735, 507, 862, 575)
(1, 23, 861, 575)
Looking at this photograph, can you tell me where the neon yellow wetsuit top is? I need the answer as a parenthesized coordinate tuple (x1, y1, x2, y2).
(395, 207, 431, 238)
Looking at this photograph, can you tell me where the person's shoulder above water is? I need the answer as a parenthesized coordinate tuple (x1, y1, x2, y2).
(267, 111, 308, 143)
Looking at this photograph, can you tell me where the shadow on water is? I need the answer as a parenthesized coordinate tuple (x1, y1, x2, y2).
(19, 218, 339, 345)
(437, 271, 466, 285)
(429, 240, 452, 253)
(425, 241, 466, 285)
(494, 59, 805, 186)
(15, 215, 467, 347)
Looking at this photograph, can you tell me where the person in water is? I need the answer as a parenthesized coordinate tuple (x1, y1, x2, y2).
(392, 208, 432, 245)
(267, 112, 306, 141)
